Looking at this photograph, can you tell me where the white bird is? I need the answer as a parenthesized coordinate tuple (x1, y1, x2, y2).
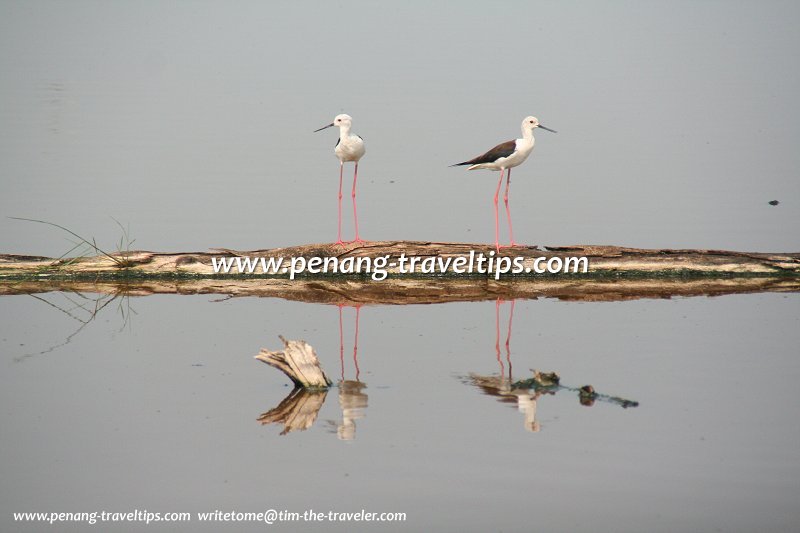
(314, 114, 366, 244)
(452, 116, 556, 251)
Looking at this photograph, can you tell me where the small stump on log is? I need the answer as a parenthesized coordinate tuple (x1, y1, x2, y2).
(255, 335, 332, 389)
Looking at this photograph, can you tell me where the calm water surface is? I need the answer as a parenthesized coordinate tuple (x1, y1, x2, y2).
(2, 2, 799, 255)
(1, 292, 798, 532)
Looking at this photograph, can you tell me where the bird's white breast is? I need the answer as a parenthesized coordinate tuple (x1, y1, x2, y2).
(335, 134, 366, 162)
(505, 137, 534, 168)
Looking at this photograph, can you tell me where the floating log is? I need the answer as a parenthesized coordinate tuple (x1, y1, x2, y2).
(1, 242, 798, 304)
(254, 336, 332, 389)
(1, 241, 797, 278)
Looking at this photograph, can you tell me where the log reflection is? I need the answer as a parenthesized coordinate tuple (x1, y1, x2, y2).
(257, 387, 329, 435)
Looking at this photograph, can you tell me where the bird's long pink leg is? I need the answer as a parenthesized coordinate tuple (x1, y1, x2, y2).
(505, 299, 515, 380)
(493, 170, 505, 252)
(503, 169, 518, 247)
(353, 305, 361, 381)
(495, 298, 505, 377)
(338, 304, 345, 381)
(351, 163, 364, 243)
(336, 163, 344, 245)
(505, 299, 515, 348)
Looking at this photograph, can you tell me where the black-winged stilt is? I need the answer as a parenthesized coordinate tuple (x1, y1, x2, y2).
(314, 114, 366, 244)
(452, 116, 556, 251)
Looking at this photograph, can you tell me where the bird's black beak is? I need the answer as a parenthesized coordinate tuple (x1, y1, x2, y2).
(314, 123, 334, 133)
(538, 125, 557, 133)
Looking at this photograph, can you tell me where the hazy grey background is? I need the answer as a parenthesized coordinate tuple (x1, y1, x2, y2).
(1, 0, 798, 255)
(1, 2, 800, 532)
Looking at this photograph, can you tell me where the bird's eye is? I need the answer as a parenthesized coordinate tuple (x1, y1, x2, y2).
(529, 120, 534, 123)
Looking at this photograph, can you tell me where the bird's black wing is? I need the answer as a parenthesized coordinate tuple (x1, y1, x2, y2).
(451, 139, 516, 166)
(335, 138, 340, 148)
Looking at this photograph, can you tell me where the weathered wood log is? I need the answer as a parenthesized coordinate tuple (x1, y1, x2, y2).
(254, 336, 332, 388)
(1, 242, 798, 304)
(1, 241, 798, 278)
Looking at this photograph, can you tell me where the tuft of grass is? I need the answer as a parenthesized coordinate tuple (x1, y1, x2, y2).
(109, 216, 137, 267)
(10, 217, 137, 269)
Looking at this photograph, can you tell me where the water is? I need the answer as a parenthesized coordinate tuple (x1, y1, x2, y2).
(1, 291, 798, 531)
(1, 1, 799, 531)
(1, 2, 799, 255)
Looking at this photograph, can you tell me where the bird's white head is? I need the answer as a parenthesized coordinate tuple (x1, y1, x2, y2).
(522, 116, 557, 134)
(314, 113, 354, 133)
(523, 116, 540, 129)
(333, 114, 353, 128)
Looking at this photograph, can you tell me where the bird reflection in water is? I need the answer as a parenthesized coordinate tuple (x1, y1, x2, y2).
(258, 304, 368, 440)
(471, 298, 545, 432)
(495, 298, 515, 381)
(469, 299, 638, 433)
(329, 304, 368, 441)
